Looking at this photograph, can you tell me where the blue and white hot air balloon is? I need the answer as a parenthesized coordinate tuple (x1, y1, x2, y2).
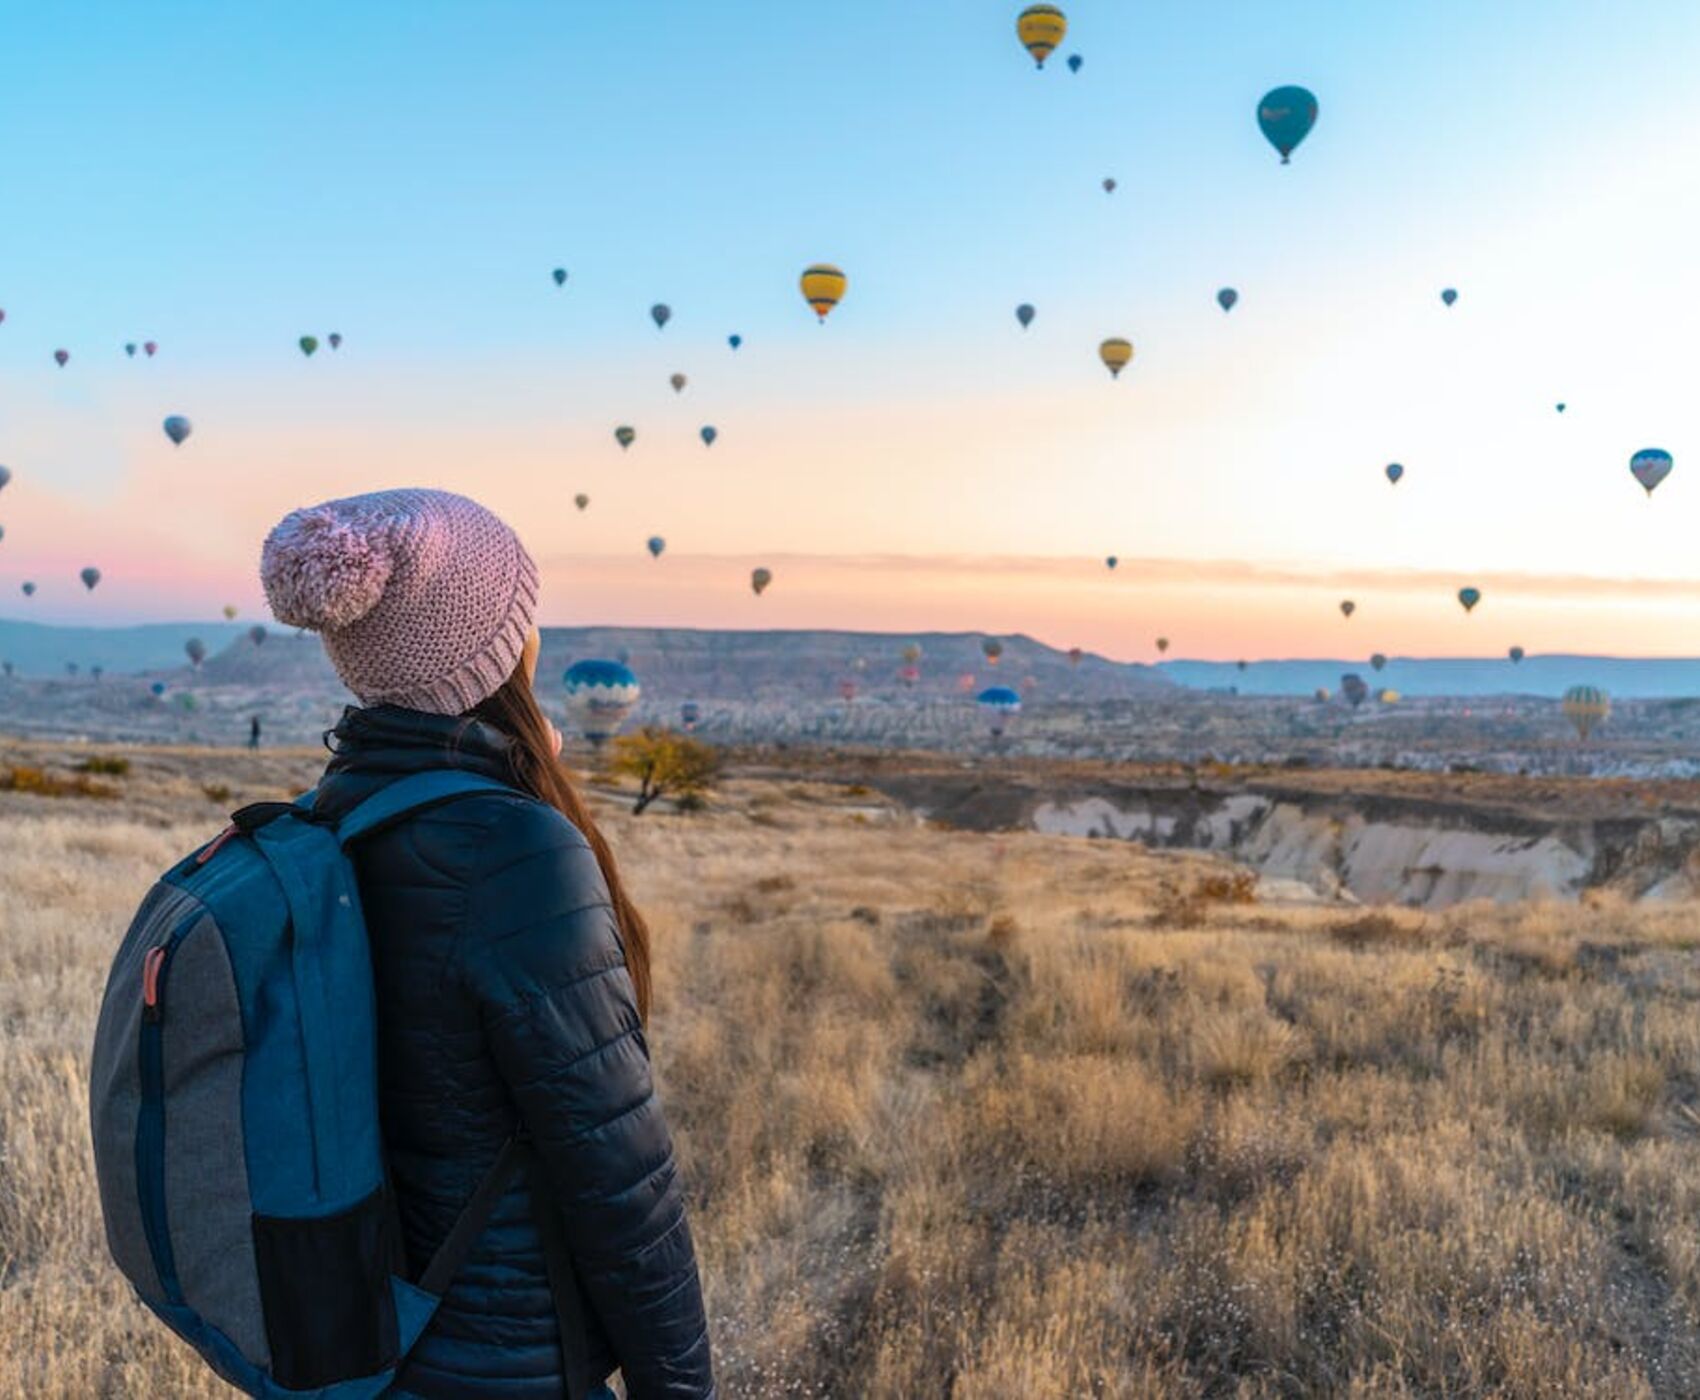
(977, 685, 1022, 739)
(563, 659, 641, 745)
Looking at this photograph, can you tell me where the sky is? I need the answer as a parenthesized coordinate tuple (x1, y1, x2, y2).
(2, 0, 1699, 661)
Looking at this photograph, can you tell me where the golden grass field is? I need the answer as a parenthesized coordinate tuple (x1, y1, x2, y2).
(7, 739, 1700, 1396)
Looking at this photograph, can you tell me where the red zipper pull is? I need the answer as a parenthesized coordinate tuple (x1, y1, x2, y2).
(195, 824, 239, 866)
(142, 946, 167, 1021)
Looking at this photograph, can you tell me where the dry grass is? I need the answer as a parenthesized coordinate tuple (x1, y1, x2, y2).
(5, 740, 1700, 1395)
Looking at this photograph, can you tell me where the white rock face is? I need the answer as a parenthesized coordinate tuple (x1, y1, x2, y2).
(1028, 795, 1597, 908)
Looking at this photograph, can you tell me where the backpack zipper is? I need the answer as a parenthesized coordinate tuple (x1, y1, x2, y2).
(136, 915, 196, 1303)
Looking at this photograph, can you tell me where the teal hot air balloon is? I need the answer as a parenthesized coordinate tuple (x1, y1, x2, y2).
(1015, 303, 1035, 329)
(1441, 288, 1458, 307)
(647, 535, 666, 559)
(1217, 287, 1238, 313)
(700, 425, 717, 447)
(184, 637, 206, 668)
(728, 334, 742, 349)
(977, 686, 1022, 739)
(1556, 402, 1566, 413)
(1370, 653, 1387, 672)
(1105, 555, 1118, 570)
(80, 566, 101, 591)
(1067, 54, 1082, 73)
(298, 335, 318, 357)
(1457, 587, 1481, 613)
(552, 268, 567, 287)
(163, 415, 192, 445)
(1509, 646, 1525, 664)
(1340, 673, 1368, 708)
(1630, 448, 1673, 496)
(614, 425, 635, 450)
(21, 582, 35, 597)
(650, 303, 671, 330)
(1257, 86, 1318, 163)
(125, 342, 137, 357)
(0, 464, 10, 491)
(564, 659, 641, 745)
(1386, 462, 1404, 485)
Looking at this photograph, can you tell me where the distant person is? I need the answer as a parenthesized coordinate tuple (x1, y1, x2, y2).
(248, 715, 261, 749)
(260, 489, 713, 1400)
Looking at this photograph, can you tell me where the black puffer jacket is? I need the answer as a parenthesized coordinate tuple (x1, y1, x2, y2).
(313, 705, 714, 1399)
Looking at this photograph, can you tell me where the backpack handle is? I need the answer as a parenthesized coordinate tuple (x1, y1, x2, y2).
(334, 771, 520, 848)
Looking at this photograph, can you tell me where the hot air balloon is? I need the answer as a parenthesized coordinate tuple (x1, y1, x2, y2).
(249, 625, 267, 646)
(1016, 5, 1066, 67)
(1015, 303, 1035, 329)
(299, 336, 318, 357)
(1385, 462, 1404, 485)
(1105, 555, 1118, 570)
(563, 659, 641, 745)
(1509, 646, 1525, 664)
(1630, 449, 1673, 496)
(125, 342, 137, 358)
(54, 349, 69, 367)
(1370, 653, 1387, 672)
(728, 334, 742, 350)
(80, 567, 101, 591)
(1067, 53, 1082, 73)
(328, 333, 342, 350)
(1156, 637, 1169, 654)
(0, 526, 5, 543)
(65, 662, 79, 677)
(983, 638, 1003, 666)
(670, 372, 687, 393)
(700, 425, 717, 447)
(751, 567, 773, 596)
(680, 700, 701, 732)
(1217, 288, 1239, 313)
(647, 536, 666, 559)
(800, 265, 847, 321)
(902, 643, 923, 664)
(0, 465, 10, 491)
(574, 493, 590, 511)
(552, 268, 568, 287)
(650, 303, 671, 330)
(1099, 338, 1133, 377)
(1457, 587, 1481, 613)
(615, 425, 636, 450)
(1562, 685, 1610, 741)
(1257, 86, 1318, 163)
(1340, 673, 1369, 708)
(150, 681, 166, 697)
(178, 693, 197, 712)
(185, 637, 206, 668)
(163, 415, 192, 445)
(1237, 660, 1249, 673)
(1314, 687, 1331, 703)
(1068, 647, 1083, 666)
(144, 341, 157, 357)
(22, 582, 35, 597)
(899, 664, 920, 687)
(222, 604, 238, 621)
(955, 672, 976, 693)
(1440, 288, 1458, 307)
(977, 686, 1022, 739)
(1340, 600, 1356, 619)
(1102, 177, 1117, 194)
(1556, 403, 1566, 413)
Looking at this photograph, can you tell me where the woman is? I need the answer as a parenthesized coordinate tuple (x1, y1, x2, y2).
(261, 488, 714, 1399)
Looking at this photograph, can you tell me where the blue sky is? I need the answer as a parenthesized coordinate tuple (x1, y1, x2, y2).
(2, 2, 1699, 657)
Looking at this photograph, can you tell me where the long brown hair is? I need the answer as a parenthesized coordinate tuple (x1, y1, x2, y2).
(467, 667, 653, 1023)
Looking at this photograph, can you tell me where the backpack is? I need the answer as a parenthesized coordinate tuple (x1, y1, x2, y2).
(90, 769, 591, 1399)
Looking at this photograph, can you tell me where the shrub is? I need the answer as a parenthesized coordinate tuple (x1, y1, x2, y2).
(0, 766, 117, 799)
(604, 727, 722, 815)
(75, 755, 130, 776)
(202, 782, 233, 804)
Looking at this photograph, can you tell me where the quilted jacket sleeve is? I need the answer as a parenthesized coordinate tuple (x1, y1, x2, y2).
(455, 796, 715, 1399)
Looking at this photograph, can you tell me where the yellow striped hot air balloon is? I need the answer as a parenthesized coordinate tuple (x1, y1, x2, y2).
(800, 264, 847, 321)
(1016, 5, 1067, 68)
(1099, 337, 1133, 378)
(1562, 685, 1610, 741)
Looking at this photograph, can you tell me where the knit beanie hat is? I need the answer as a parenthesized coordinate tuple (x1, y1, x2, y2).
(260, 488, 538, 714)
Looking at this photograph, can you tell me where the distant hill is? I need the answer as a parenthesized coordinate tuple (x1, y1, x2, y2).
(0, 619, 251, 677)
(1162, 655, 1700, 700)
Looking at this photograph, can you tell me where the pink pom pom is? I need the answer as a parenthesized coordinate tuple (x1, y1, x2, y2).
(260, 504, 393, 631)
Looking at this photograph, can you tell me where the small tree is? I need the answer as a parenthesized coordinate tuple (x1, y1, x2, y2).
(605, 727, 721, 814)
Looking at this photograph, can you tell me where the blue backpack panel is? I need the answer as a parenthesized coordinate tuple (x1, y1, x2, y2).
(90, 769, 533, 1398)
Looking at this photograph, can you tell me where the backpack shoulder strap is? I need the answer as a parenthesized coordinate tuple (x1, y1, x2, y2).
(335, 770, 523, 849)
